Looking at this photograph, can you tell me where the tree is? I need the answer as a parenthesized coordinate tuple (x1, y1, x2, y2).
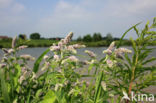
(19, 34, 27, 40)
(83, 34, 92, 42)
(93, 33, 102, 42)
(30, 33, 41, 39)
(106, 33, 113, 42)
(77, 36, 82, 41)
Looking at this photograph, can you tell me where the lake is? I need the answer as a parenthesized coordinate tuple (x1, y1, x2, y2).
(0, 46, 156, 66)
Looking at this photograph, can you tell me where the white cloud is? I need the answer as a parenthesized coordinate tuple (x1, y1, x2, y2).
(35, 0, 156, 38)
(0, 0, 26, 37)
(0, 0, 156, 38)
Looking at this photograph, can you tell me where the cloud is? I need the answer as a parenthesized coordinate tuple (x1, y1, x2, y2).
(35, 0, 156, 38)
(0, 0, 26, 37)
(0, 0, 156, 38)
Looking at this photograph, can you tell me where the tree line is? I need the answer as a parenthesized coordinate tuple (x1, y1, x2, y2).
(18, 32, 120, 41)
(76, 33, 121, 42)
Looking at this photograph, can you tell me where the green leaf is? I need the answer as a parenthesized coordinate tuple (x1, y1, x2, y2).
(13, 64, 21, 89)
(0, 69, 11, 103)
(142, 57, 156, 65)
(33, 48, 50, 73)
(41, 90, 57, 103)
(117, 22, 141, 48)
(94, 71, 103, 103)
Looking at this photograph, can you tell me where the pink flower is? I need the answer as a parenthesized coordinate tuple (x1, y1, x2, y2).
(85, 50, 96, 58)
(0, 63, 6, 68)
(72, 44, 86, 49)
(43, 55, 49, 60)
(50, 46, 60, 51)
(103, 41, 115, 55)
(8, 49, 14, 54)
(115, 48, 132, 54)
(18, 45, 28, 50)
(108, 41, 115, 51)
(68, 56, 79, 62)
(20, 54, 35, 60)
(54, 54, 59, 61)
(18, 71, 27, 84)
(64, 32, 73, 44)
(66, 45, 77, 54)
(106, 59, 113, 68)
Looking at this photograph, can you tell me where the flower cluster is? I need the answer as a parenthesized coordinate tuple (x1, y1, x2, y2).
(85, 50, 96, 58)
(103, 41, 132, 67)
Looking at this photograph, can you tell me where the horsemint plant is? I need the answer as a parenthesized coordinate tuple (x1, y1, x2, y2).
(0, 18, 155, 103)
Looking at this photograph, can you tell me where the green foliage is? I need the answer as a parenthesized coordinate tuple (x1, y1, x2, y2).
(83, 34, 92, 42)
(30, 32, 41, 39)
(93, 33, 102, 42)
(33, 48, 50, 73)
(106, 33, 113, 42)
(0, 18, 156, 103)
(77, 36, 82, 41)
(19, 34, 27, 40)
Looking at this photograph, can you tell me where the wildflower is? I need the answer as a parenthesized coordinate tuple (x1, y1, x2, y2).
(63, 32, 73, 45)
(106, 59, 113, 68)
(43, 55, 49, 60)
(108, 41, 115, 50)
(84, 60, 95, 65)
(18, 71, 27, 84)
(72, 44, 86, 49)
(8, 49, 14, 54)
(0, 63, 6, 68)
(86, 81, 90, 87)
(58, 41, 63, 47)
(66, 45, 77, 54)
(101, 81, 107, 91)
(41, 62, 50, 71)
(12, 36, 17, 48)
(85, 50, 96, 58)
(83, 60, 90, 65)
(68, 89, 76, 96)
(61, 56, 78, 64)
(109, 94, 114, 97)
(115, 48, 132, 54)
(20, 54, 35, 60)
(21, 67, 27, 73)
(68, 56, 79, 62)
(103, 49, 112, 55)
(50, 45, 60, 51)
(54, 54, 59, 61)
(55, 83, 63, 91)
(18, 45, 28, 50)
(103, 42, 115, 55)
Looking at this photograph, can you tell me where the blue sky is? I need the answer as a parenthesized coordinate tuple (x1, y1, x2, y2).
(0, 0, 156, 39)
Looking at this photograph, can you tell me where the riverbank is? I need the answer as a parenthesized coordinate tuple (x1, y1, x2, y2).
(0, 39, 156, 48)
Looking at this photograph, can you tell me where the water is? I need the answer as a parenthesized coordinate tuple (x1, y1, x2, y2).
(0, 46, 156, 64)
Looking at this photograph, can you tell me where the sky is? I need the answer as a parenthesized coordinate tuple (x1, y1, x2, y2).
(0, 0, 156, 39)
